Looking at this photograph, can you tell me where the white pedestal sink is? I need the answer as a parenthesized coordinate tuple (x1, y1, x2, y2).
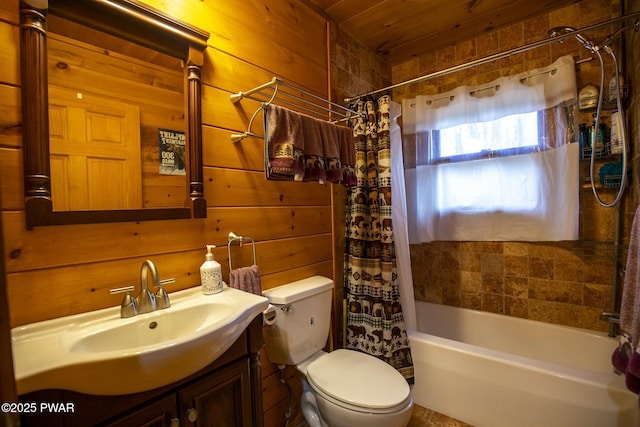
(12, 286, 268, 396)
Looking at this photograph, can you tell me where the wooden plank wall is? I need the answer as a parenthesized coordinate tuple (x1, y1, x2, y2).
(0, 0, 334, 425)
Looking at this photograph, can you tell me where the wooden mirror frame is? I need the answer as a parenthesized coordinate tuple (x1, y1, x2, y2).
(20, 0, 209, 229)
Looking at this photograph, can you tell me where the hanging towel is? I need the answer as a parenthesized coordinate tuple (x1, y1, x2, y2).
(301, 114, 327, 182)
(229, 265, 262, 295)
(265, 104, 356, 186)
(320, 121, 343, 183)
(622, 206, 640, 348)
(612, 204, 640, 393)
(266, 104, 305, 181)
(337, 124, 357, 186)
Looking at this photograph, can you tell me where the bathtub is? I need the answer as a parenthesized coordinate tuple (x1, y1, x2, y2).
(409, 301, 639, 427)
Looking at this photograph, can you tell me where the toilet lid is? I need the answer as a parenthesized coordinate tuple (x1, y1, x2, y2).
(306, 349, 410, 410)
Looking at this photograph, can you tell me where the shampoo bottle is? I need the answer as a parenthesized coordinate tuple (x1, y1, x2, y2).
(201, 245, 223, 294)
(591, 114, 605, 151)
(610, 110, 622, 154)
(609, 75, 624, 103)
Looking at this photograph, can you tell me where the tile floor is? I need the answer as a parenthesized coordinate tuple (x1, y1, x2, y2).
(293, 404, 472, 426)
(408, 405, 473, 427)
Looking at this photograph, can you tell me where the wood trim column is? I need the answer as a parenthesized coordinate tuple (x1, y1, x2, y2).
(20, 3, 53, 229)
(187, 46, 206, 218)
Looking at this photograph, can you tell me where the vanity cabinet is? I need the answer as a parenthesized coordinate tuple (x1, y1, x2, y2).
(19, 317, 263, 427)
(104, 394, 177, 427)
(177, 358, 253, 427)
(105, 359, 251, 427)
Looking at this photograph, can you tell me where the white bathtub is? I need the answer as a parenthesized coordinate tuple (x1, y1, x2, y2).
(409, 301, 639, 427)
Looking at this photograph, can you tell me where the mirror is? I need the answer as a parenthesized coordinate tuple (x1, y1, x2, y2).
(20, 0, 209, 228)
(47, 16, 187, 212)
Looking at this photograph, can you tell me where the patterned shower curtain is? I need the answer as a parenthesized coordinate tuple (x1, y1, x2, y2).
(344, 95, 414, 382)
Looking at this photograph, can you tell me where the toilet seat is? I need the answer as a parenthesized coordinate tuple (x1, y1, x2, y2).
(306, 349, 411, 414)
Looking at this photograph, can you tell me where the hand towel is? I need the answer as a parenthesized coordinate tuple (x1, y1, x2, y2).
(320, 121, 343, 183)
(265, 103, 356, 186)
(229, 265, 262, 295)
(621, 205, 640, 346)
(337, 124, 357, 186)
(300, 114, 327, 182)
(266, 105, 305, 181)
(612, 204, 640, 392)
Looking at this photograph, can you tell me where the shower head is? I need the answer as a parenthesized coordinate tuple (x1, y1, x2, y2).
(548, 26, 597, 53)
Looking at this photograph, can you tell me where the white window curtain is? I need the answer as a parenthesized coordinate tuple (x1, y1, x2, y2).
(402, 55, 579, 242)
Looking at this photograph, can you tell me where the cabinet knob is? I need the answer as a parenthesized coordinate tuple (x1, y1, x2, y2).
(169, 418, 180, 427)
(186, 408, 198, 423)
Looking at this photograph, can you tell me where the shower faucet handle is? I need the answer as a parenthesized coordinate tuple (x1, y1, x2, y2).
(600, 311, 620, 324)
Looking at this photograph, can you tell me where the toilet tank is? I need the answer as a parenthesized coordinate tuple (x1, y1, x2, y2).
(262, 276, 334, 366)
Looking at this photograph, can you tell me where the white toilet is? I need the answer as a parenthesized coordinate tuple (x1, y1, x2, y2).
(262, 276, 413, 427)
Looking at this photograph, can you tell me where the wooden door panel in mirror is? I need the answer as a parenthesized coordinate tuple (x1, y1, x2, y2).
(49, 86, 143, 211)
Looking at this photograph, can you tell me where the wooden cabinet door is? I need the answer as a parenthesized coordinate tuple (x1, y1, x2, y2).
(104, 394, 178, 427)
(178, 359, 253, 427)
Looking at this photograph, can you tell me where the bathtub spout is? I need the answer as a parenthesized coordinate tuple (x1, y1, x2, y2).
(600, 311, 620, 325)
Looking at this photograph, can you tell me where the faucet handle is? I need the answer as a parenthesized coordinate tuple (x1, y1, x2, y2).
(159, 278, 175, 287)
(156, 278, 175, 310)
(109, 286, 138, 318)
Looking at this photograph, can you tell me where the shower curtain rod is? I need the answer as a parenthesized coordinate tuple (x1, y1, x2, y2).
(344, 11, 640, 103)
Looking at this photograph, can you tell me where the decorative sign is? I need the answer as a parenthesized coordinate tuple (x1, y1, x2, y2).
(158, 128, 186, 175)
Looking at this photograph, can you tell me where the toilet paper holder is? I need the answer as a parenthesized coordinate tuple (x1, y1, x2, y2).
(263, 304, 277, 326)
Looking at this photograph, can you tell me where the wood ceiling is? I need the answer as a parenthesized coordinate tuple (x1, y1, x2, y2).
(305, 0, 580, 65)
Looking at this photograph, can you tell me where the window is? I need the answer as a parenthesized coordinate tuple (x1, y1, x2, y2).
(401, 55, 579, 242)
(429, 111, 545, 213)
(434, 111, 540, 163)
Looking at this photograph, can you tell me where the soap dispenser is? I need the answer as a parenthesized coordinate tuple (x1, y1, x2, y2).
(201, 245, 223, 294)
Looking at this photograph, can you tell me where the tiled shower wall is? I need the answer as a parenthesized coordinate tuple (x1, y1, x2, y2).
(409, 242, 618, 331)
(330, 25, 391, 104)
(392, 0, 639, 332)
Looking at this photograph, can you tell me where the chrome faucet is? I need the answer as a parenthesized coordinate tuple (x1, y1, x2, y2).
(137, 260, 158, 314)
(109, 260, 175, 318)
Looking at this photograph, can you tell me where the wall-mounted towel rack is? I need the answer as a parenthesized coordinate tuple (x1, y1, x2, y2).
(227, 231, 257, 271)
(230, 77, 362, 143)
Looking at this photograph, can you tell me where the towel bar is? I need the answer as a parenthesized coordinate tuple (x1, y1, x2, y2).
(229, 77, 363, 143)
(227, 231, 257, 271)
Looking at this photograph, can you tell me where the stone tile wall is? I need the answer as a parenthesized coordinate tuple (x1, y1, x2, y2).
(329, 25, 391, 106)
(392, 0, 636, 332)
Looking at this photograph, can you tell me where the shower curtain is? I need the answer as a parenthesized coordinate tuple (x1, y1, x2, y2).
(390, 101, 417, 332)
(345, 95, 414, 382)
